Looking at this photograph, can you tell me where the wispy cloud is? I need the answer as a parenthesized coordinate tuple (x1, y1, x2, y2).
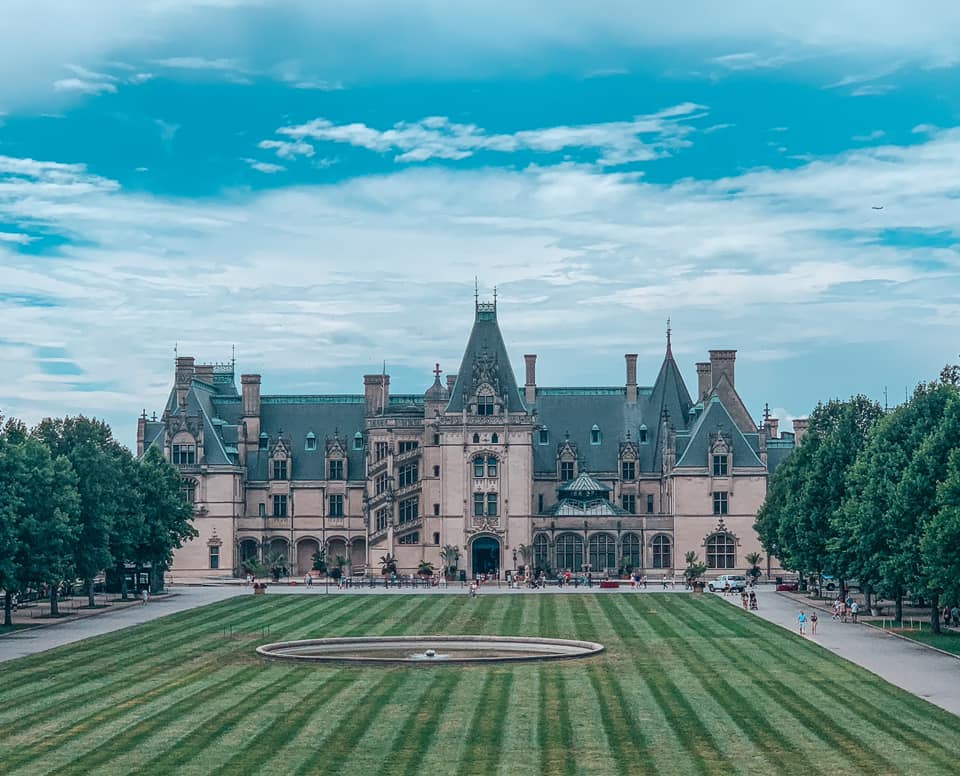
(264, 104, 707, 166)
(851, 84, 895, 97)
(53, 78, 117, 96)
(853, 130, 885, 142)
(712, 52, 792, 71)
(244, 158, 285, 174)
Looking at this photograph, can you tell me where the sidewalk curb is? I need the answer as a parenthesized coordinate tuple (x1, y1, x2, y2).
(861, 621, 960, 662)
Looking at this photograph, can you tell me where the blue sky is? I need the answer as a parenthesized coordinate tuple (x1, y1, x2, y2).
(2, 1, 960, 448)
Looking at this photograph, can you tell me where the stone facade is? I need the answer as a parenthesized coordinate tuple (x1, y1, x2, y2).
(138, 299, 799, 581)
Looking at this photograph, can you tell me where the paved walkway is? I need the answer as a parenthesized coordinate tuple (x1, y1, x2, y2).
(0, 586, 243, 664)
(717, 587, 960, 717)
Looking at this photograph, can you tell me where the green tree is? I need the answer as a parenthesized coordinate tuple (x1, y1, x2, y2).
(684, 551, 707, 586)
(440, 544, 460, 578)
(134, 447, 197, 593)
(0, 429, 24, 626)
(32, 417, 127, 608)
(6, 436, 81, 616)
(923, 447, 960, 610)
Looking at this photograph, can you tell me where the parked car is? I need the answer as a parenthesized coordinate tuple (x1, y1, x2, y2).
(776, 582, 799, 592)
(708, 575, 747, 593)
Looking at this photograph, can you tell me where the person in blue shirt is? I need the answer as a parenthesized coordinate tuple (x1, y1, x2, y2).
(798, 611, 807, 636)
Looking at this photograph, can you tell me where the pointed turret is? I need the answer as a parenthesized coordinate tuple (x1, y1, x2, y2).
(446, 296, 526, 414)
(644, 325, 694, 471)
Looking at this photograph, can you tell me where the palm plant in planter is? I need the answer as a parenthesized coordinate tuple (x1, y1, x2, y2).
(379, 553, 398, 576)
(417, 560, 434, 578)
(745, 551, 763, 584)
(311, 549, 328, 575)
(329, 554, 348, 580)
(440, 545, 460, 579)
(517, 543, 533, 575)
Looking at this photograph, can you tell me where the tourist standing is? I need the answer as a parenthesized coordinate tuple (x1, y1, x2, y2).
(951, 604, 959, 627)
(810, 611, 818, 635)
(797, 611, 807, 636)
(749, 591, 758, 610)
(851, 601, 859, 623)
(140, 588, 149, 606)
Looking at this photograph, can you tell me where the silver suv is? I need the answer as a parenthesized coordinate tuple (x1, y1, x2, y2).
(708, 575, 747, 593)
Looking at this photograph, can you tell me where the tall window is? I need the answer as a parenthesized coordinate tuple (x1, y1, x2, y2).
(473, 456, 485, 478)
(272, 494, 288, 517)
(487, 456, 498, 477)
(375, 441, 389, 461)
(706, 534, 736, 569)
(589, 534, 616, 571)
(329, 459, 344, 480)
(486, 493, 498, 517)
(209, 545, 220, 569)
(433, 532, 440, 545)
(375, 507, 389, 532)
(538, 428, 549, 445)
(272, 459, 287, 480)
(560, 461, 575, 481)
(713, 454, 728, 477)
(477, 394, 494, 415)
(591, 425, 602, 445)
(399, 497, 419, 523)
(621, 461, 636, 480)
(433, 503, 440, 516)
(181, 478, 197, 504)
(305, 433, 317, 451)
(646, 494, 655, 514)
(652, 535, 672, 569)
(538, 493, 544, 512)
(533, 534, 549, 570)
(398, 440, 419, 453)
(172, 444, 196, 465)
(329, 494, 344, 517)
(375, 473, 388, 495)
(473, 492, 484, 517)
(621, 534, 641, 570)
(258, 503, 266, 517)
(433, 465, 440, 477)
(621, 494, 636, 514)
(398, 462, 418, 488)
(713, 491, 728, 515)
(638, 426, 648, 444)
(555, 534, 583, 571)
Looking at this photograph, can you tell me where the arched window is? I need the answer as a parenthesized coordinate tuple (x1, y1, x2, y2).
(477, 392, 494, 416)
(621, 533, 641, 570)
(706, 533, 736, 569)
(533, 534, 549, 571)
(491, 433, 499, 444)
(473, 433, 480, 444)
(638, 425, 648, 444)
(353, 431, 363, 450)
(473, 455, 485, 478)
(591, 424, 602, 445)
(487, 456, 497, 477)
(259, 432, 268, 450)
(588, 533, 616, 571)
(305, 432, 317, 451)
(555, 533, 584, 572)
(652, 535, 672, 569)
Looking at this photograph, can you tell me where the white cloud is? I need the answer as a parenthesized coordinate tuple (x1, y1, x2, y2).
(244, 158, 285, 174)
(2, 126, 960, 443)
(52, 78, 117, 95)
(853, 130, 885, 142)
(712, 52, 792, 71)
(152, 56, 244, 71)
(0, 231, 33, 244)
(267, 104, 706, 166)
(851, 84, 895, 97)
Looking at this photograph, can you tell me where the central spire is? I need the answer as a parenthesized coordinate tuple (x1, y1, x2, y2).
(666, 317, 673, 358)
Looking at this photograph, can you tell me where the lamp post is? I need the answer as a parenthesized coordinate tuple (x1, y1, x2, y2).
(512, 547, 517, 575)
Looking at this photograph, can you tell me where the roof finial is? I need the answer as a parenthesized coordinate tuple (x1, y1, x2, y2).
(231, 344, 236, 370)
(475, 276, 479, 307)
(433, 362, 441, 379)
(763, 402, 771, 424)
(174, 341, 178, 361)
(493, 285, 497, 308)
(666, 318, 672, 357)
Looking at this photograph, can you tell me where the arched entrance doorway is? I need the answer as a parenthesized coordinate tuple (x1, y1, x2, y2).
(471, 536, 501, 577)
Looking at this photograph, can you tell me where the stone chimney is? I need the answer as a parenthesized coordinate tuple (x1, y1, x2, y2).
(524, 354, 537, 405)
(767, 417, 779, 439)
(708, 350, 736, 388)
(696, 362, 712, 401)
(446, 374, 457, 395)
(364, 373, 390, 416)
(194, 364, 214, 385)
(241, 374, 261, 417)
(625, 354, 638, 403)
(792, 418, 808, 443)
(175, 356, 195, 408)
(136, 411, 146, 457)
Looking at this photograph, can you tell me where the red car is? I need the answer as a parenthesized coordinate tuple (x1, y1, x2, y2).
(776, 582, 799, 592)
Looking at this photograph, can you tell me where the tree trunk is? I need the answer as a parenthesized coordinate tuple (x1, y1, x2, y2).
(3, 591, 12, 627)
(49, 585, 59, 617)
(86, 578, 96, 608)
(931, 593, 942, 635)
(895, 590, 903, 624)
(120, 569, 128, 601)
(865, 588, 873, 610)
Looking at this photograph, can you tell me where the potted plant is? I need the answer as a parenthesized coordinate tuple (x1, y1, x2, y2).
(311, 549, 328, 576)
(440, 545, 460, 580)
(329, 555, 348, 581)
(517, 543, 533, 576)
(684, 551, 707, 593)
(380, 553, 398, 576)
(417, 560, 434, 579)
(745, 552, 763, 585)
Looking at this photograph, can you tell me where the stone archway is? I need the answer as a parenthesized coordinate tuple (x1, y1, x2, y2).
(297, 538, 320, 576)
(350, 538, 366, 573)
(471, 536, 501, 577)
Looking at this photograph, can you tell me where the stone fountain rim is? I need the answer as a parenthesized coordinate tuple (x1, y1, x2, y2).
(256, 634, 604, 665)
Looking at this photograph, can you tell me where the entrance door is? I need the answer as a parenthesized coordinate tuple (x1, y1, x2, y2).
(472, 537, 501, 576)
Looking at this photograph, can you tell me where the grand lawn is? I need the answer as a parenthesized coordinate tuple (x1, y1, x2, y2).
(2, 592, 959, 775)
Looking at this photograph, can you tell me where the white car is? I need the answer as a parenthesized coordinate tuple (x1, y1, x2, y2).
(708, 575, 747, 593)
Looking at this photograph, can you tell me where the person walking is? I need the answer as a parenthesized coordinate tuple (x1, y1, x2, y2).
(797, 610, 807, 636)
(851, 601, 860, 623)
(749, 591, 758, 610)
(810, 611, 818, 635)
(140, 588, 149, 606)
(951, 604, 959, 627)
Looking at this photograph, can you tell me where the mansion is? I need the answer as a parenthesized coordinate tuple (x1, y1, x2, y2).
(138, 298, 803, 581)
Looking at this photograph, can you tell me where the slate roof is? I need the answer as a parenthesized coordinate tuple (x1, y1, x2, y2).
(446, 303, 526, 414)
(674, 395, 764, 469)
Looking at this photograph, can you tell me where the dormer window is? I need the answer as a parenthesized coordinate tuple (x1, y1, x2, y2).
(560, 461, 575, 481)
(328, 459, 344, 480)
(712, 454, 728, 477)
(538, 427, 549, 445)
(638, 425, 648, 444)
(272, 459, 288, 480)
(353, 432, 363, 450)
(172, 443, 196, 466)
(477, 394, 494, 416)
(591, 425, 602, 445)
(305, 432, 317, 452)
(258, 432, 268, 450)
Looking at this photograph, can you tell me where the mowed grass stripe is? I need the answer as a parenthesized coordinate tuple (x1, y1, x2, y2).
(499, 591, 524, 634)
(495, 666, 539, 776)
(538, 666, 576, 776)
(128, 665, 315, 775)
(459, 592, 501, 634)
(410, 666, 487, 773)
(538, 593, 560, 638)
(386, 669, 464, 776)
(460, 670, 514, 773)
(381, 593, 450, 635)
(597, 595, 728, 775)
(649, 596, 899, 774)
(211, 669, 371, 776)
(416, 594, 463, 636)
